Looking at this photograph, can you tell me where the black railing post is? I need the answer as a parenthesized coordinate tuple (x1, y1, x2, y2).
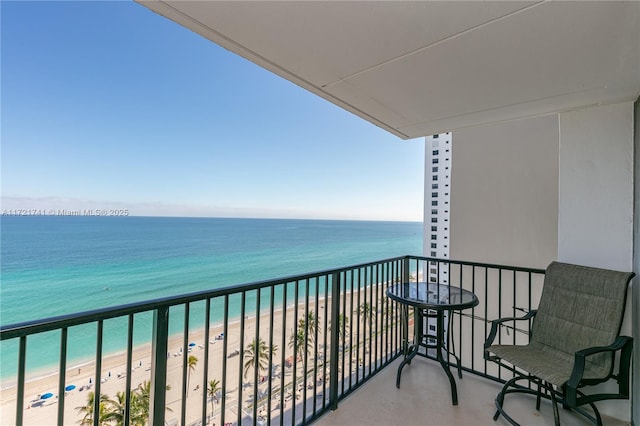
(329, 271, 341, 411)
(149, 306, 169, 426)
(15, 336, 26, 426)
(57, 327, 68, 426)
(403, 257, 410, 284)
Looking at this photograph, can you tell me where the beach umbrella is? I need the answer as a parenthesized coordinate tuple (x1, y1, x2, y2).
(89, 378, 92, 384)
(65, 385, 76, 392)
(40, 393, 54, 400)
(189, 342, 196, 347)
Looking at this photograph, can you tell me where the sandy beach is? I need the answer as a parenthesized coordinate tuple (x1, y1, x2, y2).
(0, 284, 395, 426)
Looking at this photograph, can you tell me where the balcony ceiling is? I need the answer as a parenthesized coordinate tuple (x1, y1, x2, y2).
(138, 1, 640, 139)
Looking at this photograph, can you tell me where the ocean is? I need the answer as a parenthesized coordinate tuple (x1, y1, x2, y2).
(0, 216, 422, 381)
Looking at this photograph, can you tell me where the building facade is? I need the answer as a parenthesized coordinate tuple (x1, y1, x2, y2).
(424, 132, 451, 284)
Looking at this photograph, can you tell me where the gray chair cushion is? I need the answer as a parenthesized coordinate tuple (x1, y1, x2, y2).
(489, 342, 610, 387)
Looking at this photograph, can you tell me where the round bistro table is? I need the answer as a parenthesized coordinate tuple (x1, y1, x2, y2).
(386, 281, 479, 405)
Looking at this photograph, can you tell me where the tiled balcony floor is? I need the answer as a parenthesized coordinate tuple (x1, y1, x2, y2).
(315, 357, 629, 426)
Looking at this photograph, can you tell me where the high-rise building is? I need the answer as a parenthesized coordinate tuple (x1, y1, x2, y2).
(423, 132, 452, 344)
(424, 132, 451, 283)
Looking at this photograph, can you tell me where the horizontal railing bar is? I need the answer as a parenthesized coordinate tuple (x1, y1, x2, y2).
(414, 256, 546, 275)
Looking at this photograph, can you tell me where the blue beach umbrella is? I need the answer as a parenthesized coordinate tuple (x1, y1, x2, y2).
(189, 342, 196, 347)
(65, 385, 76, 392)
(40, 392, 54, 400)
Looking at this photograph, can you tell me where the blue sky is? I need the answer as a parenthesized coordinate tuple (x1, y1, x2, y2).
(1, 1, 424, 221)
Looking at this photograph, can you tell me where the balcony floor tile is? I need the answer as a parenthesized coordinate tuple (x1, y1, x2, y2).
(315, 357, 629, 426)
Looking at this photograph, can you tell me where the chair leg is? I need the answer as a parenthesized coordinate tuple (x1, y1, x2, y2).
(493, 382, 508, 421)
(493, 376, 522, 425)
(547, 383, 560, 426)
(535, 381, 542, 411)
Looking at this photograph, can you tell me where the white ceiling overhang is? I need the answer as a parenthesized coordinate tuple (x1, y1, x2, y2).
(137, 1, 640, 140)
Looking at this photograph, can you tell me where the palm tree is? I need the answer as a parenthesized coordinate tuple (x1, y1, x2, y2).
(207, 378, 221, 414)
(329, 313, 350, 348)
(103, 391, 125, 425)
(75, 391, 112, 426)
(295, 310, 319, 344)
(130, 380, 171, 425)
(358, 302, 376, 330)
(133, 381, 150, 423)
(305, 310, 319, 339)
(359, 302, 376, 350)
(243, 337, 277, 380)
(288, 326, 314, 362)
(187, 355, 198, 393)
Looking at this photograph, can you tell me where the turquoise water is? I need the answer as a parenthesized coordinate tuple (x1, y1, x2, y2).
(0, 216, 422, 380)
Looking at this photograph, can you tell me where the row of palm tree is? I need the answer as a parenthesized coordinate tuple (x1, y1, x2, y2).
(75, 381, 153, 426)
(75, 377, 222, 426)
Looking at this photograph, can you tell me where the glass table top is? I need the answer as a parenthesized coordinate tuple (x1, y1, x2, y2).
(386, 282, 478, 310)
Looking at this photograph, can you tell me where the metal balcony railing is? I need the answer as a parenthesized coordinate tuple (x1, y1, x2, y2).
(0, 256, 545, 426)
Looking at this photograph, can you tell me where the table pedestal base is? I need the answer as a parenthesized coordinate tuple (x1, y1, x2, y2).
(395, 306, 462, 405)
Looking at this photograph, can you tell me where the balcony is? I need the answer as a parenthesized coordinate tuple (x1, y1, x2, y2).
(0, 256, 631, 425)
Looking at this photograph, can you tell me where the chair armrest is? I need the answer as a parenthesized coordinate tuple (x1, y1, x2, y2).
(483, 309, 537, 351)
(565, 336, 633, 407)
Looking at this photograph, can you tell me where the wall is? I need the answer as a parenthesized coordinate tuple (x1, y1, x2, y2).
(557, 101, 635, 422)
(557, 102, 634, 271)
(449, 115, 559, 269)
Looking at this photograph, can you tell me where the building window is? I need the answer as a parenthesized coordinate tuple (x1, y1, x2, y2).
(432, 150, 439, 155)
(431, 235, 437, 240)
(431, 192, 438, 197)
(430, 277, 437, 282)
(431, 218, 437, 223)
(430, 251, 437, 257)
(432, 184, 438, 189)
(431, 209, 438, 214)
(432, 167, 438, 172)
(431, 226, 437, 232)
(433, 175, 438, 181)
(433, 158, 439, 164)
(433, 134, 439, 139)
(431, 243, 437, 249)
(431, 201, 438, 206)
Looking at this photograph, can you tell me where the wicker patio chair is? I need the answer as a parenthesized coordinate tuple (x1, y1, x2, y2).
(484, 261, 634, 426)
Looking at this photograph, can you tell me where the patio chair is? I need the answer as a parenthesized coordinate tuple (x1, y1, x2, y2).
(484, 261, 634, 426)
